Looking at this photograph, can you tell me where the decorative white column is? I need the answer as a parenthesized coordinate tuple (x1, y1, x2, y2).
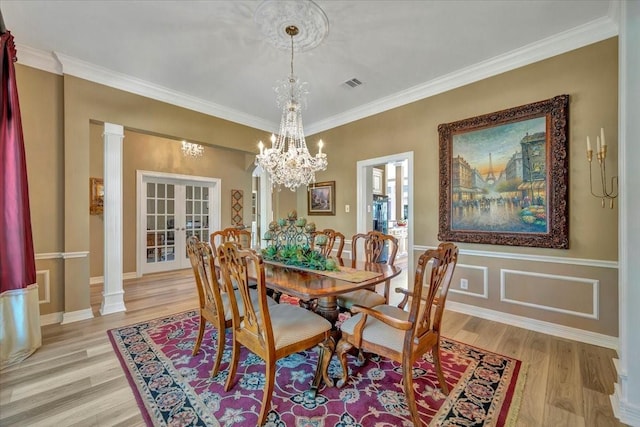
(258, 166, 272, 249)
(100, 123, 126, 315)
(615, 1, 640, 425)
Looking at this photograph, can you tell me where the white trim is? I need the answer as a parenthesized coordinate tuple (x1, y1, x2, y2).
(412, 245, 618, 269)
(445, 300, 618, 350)
(136, 170, 222, 276)
(61, 308, 94, 324)
(35, 252, 63, 260)
(62, 251, 90, 259)
(40, 311, 63, 326)
(357, 152, 414, 278)
(102, 123, 126, 316)
(305, 13, 618, 134)
(90, 272, 137, 285)
(100, 290, 126, 316)
(612, 384, 640, 426)
(53, 52, 275, 132)
(449, 264, 489, 299)
(15, 42, 62, 75)
(36, 270, 50, 304)
(500, 269, 599, 320)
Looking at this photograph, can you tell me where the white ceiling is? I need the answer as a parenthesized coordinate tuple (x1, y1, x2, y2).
(1, 1, 617, 135)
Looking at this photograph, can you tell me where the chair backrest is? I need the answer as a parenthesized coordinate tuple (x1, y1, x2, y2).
(311, 229, 345, 257)
(407, 242, 458, 351)
(217, 241, 274, 351)
(351, 230, 399, 266)
(210, 227, 252, 254)
(187, 236, 226, 315)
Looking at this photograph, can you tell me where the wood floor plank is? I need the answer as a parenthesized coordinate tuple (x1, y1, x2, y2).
(543, 403, 586, 427)
(583, 387, 626, 427)
(0, 268, 626, 426)
(513, 330, 550, 426)
(546, 339, 584, 417)
(578, 341, 618, 394)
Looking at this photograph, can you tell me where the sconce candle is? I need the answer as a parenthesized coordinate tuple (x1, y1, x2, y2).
(586, 128, 617, 208)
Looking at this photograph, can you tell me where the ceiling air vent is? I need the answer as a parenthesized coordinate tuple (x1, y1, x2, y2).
(344, 78, 363, 88)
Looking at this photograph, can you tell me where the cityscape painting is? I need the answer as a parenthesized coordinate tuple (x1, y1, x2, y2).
(438, 95, 569, 248)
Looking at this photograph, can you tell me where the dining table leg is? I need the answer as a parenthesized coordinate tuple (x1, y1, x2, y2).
(315, 296, 340, 328)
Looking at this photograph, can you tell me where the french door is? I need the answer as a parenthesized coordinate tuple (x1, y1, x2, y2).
(138, 171, 220, 275)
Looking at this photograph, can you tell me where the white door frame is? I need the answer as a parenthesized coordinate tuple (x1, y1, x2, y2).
(253, 164, 273, 249)
(357, 151, 414, 279)
(136, 170, 221, 276)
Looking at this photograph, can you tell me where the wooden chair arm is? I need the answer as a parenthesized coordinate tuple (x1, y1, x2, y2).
(351, 304, 412, 331)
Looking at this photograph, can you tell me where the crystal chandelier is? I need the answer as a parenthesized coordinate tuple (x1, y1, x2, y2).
(181, 140, 204, 158)
(255, 25, 327, 191)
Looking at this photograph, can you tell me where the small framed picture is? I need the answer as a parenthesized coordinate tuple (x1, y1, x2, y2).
(308, 181, 335, 216)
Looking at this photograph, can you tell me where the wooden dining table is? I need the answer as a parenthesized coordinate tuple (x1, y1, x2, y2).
(262, 258, 402, 327)
(260, 258, 402, 396)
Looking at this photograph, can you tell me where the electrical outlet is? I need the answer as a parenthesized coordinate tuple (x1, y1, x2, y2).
(460, 278, 468, 290)
(345, 204, 350, 213)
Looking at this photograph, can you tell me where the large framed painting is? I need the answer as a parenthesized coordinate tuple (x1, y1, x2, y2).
(308, 181, 336, 216)
(438, 94, 569, 248)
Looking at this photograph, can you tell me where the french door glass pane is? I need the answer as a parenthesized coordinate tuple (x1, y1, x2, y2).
(146, 183, 176, 264)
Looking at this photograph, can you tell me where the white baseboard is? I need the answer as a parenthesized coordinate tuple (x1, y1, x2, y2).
(611, 384, 640, 426)
(40, 311, 63, 326)
(61, 308, 94, 324)
(90, 271, 138, 285)
(445, 300, 619, 350)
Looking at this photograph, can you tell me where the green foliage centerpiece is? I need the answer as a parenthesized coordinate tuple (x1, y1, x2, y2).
(261, 210, 338, 271)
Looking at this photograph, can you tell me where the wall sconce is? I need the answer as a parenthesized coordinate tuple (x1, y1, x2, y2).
(586, 128, 618, 208)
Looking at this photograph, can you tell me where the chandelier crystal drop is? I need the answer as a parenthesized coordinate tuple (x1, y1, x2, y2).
(255, 25, 327, 191)
(181, 140, 204, 158)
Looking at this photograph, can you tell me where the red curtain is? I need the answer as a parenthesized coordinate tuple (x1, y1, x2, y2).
(0, 30, 36, 293)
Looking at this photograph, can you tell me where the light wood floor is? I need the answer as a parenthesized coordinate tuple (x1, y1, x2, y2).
(0, 269, 626, 427)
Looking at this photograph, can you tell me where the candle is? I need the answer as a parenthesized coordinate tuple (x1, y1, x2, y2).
(258, 140, 264, 155)
(587, 136, 591, 152)
(596, 136, 601, 153)
(600, 128, 606, 148)
(318, 140, 323, 154)
(270, 133, 276, 144)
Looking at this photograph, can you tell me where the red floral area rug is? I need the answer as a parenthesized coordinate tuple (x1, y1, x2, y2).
(108, 311, 526, 427)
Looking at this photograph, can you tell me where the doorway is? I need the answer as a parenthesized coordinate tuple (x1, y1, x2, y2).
(136, 170, 221, 275)
(357, 152, 414, 276)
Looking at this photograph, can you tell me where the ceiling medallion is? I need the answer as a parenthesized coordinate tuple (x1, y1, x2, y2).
(254, 0, 329, 52)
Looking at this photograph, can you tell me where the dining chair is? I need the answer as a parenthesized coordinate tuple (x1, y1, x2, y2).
(295, 229, 346, 310)
(311, 228, 345, 257)
(186, 235, 275, 377)
(336, 230, 399, 311)
(334, 242, 459, 427)
(210, 227, 252, 253)
(217, 241, 334, 426)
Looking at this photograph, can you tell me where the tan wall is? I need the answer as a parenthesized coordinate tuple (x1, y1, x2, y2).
(297, 38, 619, 336)
(18, 38, 619, 336)
(89, 125, 253, 277)
(18, 66, 65, 315)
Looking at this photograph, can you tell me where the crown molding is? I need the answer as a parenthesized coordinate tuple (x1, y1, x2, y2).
(52, 52, 275, 132)
(15, 7, 618, 135)
(305, 11, 619, 135)
(15, 43, 62, 75)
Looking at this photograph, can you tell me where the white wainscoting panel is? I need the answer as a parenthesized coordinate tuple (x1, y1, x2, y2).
(450, 263, 489, 299)
(36, 270, 50, 304)
(500, 269, 599, 320)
